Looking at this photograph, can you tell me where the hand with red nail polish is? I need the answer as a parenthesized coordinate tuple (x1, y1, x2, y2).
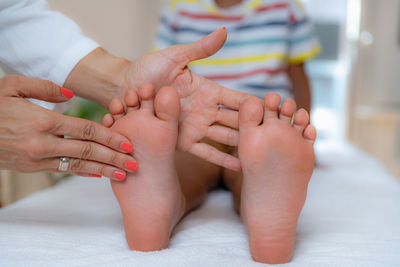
(0, 75, 137, 180)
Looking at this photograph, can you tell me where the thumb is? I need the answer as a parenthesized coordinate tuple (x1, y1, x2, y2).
(2, 75, 74, 102)
(168, 27, 227, 65)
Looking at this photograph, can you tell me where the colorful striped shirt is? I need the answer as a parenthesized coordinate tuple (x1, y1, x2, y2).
(154, 0, 321, 99)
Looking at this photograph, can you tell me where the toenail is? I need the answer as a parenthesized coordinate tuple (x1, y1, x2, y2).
(113, 171, 126, 181)
(125, 161, 138, 171)
(121, 143, 133, 153)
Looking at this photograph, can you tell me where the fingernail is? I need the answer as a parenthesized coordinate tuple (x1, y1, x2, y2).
(113, 171, 126, 181)
(121, 142, 133, 153)
(222, 26, 226, 30)
(61, 87, 74, 98)
(90, 174, 102, 178)
(125, 161, 138, 171)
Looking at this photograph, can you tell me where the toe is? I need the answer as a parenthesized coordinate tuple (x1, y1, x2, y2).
(138, 83, 155, 113)
(102, 113, 114, 128)
(279, 98, 296, 123)
(124, 89, 139, 113)
(109, 97, 125, 120)
(239, 97, 264, 132)
(154, 86, 180, 123)
(263, 92, 281, 120)
(303, 124, 317, 144)
(293, 108, 309, 132)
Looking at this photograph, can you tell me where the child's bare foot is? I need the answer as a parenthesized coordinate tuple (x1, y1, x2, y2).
(238, 93, 316, 264)
(106, 84, 185, 251)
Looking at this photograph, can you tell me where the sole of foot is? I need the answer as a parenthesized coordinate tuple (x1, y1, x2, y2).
(106, 84, 185, 251)
(238, 93, 316, 264)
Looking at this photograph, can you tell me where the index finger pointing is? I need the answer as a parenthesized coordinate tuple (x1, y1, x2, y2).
(51, 113, 133, 154)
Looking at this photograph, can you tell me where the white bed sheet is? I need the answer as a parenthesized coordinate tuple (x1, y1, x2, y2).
(0, 143, 399, 267)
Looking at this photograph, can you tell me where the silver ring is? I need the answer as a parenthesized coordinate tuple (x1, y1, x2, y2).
(58, 157, 70, 172)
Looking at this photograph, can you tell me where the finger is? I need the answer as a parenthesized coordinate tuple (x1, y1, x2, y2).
(218, 84, 251, 110)
(44, 157, 127, 181)
(50, 138, 138, 172)
(167, 28, 227, 66)
(51, 114, 134, 154)
(1, 75, 73, 102)
(189, 142, 241, 171)
(206, 125, 239, 146)
(216, 107, 239, 129)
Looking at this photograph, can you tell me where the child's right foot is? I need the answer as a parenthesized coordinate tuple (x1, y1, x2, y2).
(106, 84, 185, 251)
(238, 93, 316, 264)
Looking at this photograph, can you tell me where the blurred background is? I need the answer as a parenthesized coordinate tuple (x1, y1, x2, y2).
(0, 0, 399, 206)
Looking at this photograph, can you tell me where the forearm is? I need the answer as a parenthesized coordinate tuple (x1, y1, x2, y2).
(63, 48, 131, 108)
(288, 63, 312, 113)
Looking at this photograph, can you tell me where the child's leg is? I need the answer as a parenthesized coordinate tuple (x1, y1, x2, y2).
(223, 93, 316, 264)
(104, 85, 220, 251)
(175, 151, 221, 213)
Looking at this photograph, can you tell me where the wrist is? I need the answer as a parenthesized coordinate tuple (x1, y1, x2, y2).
(63, 47, 131, 107)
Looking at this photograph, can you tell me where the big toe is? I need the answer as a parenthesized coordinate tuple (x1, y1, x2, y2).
(139, 83, 155, 113)
(239, 97, 264, 131)
(154, 86, 180, 123)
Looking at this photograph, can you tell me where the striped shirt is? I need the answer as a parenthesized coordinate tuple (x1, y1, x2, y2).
(154, 0, 321, 99)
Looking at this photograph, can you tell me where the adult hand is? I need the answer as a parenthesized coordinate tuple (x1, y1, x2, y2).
(0, 75, 137, 181)
(65, 29, 249, 171)
(124, 28, 249, 171)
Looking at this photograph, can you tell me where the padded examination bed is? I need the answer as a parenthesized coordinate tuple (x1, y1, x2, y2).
(0, 143, 399, 266)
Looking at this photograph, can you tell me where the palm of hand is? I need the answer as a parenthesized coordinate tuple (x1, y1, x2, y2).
(122, 29, 248, 170)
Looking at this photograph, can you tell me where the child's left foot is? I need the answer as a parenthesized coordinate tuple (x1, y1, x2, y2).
(105, 84, 185, 251)
(238, 93, 316, 264)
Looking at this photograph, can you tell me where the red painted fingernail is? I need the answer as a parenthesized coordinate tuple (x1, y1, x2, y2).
(125, 161, 138, 171)
(121, 143, 133, 153)
(61, 87, 74, 98)
(222, 26, 226, 30)
(113, 171, 126, 180)
(91, 174, 102, 178)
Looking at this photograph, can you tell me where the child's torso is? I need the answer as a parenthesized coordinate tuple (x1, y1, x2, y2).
(157, 0, 313, 99)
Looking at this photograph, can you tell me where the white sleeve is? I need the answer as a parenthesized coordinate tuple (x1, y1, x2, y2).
(0, 0, 100, 86)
